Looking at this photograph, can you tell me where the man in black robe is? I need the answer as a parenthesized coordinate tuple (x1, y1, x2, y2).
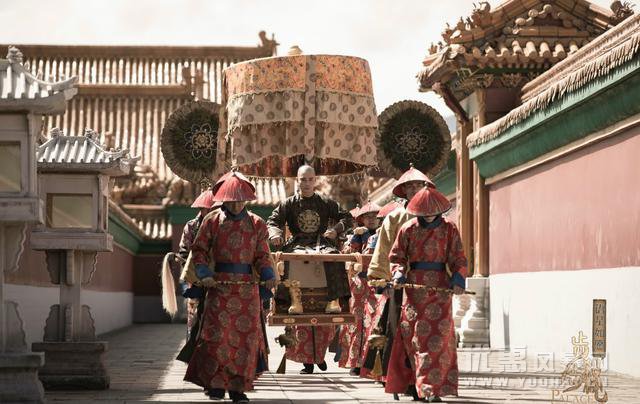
(267, 164, 352, 313)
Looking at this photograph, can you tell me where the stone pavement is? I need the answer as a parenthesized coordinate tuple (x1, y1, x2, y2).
(45, 324, 639, 403)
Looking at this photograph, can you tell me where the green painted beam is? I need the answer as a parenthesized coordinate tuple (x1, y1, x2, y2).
(108, 214, 143, 254)
(434, 170, 456, 196)
(433, 150, 457, 196)
(168, 203, 275, 223)
(109, 213, 170, 255)
(167, 205, 197, 225)
(138, 239, 172, 255)
(470, 57, 640, 178)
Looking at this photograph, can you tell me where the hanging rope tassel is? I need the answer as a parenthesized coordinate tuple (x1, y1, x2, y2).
(276, 352, 287, 374)
(161, 253, 178, 317)
(371, 349, 383, 378)
(275, 251, 285, 277)
(274, 329, 296, 374)
(353, 252, 363, 275)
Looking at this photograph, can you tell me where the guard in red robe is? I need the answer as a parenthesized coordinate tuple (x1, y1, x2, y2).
(365, 167, 435, 388)
(284, 325, 336, 372)
(179, 191, 218, 338)
(338, 201, 381, 375)
(184, 172, 277, 404)
(175, 191, 221, 364)
(385, 188, 467, 402)
(358, 200, 401, 381)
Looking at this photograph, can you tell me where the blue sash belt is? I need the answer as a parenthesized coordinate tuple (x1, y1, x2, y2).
(410, 261, 446, 271)
(357, 271, 368, 279)
(215, 263, 252, 274)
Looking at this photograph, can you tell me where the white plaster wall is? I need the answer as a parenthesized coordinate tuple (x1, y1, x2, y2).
(81, 289, 133, 336)
(489, 267, 640, 377)
(4, 284, 57, 346)
(4, 284, 133, 345)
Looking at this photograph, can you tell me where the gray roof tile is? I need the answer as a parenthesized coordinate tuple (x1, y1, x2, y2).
(37, 128, 138, 175)
(0, 46, 77, 114)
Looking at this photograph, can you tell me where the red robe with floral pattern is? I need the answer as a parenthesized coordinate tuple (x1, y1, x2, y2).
(358, 231, 390, 381)
(285, 325, 335, 365)
(338, 230, 379, 369)
(184, 209, 272, 392)
(385, 216, 467, 399)
(178, 214, 203, 336)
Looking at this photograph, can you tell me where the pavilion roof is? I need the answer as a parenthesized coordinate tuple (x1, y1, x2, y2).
(38, 127, 138, 176)
(0, 46, 77, 114)
(467, 12, 640, 147)
(418, 0, 632, 95)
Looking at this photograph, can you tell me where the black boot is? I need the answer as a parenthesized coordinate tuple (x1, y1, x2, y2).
(207, 388, 225, 400)
(349, 367, 360, 376)
(317, 361, 328, 371)
(300, 363, 314, 374)
(229, 391, 249, 403)
(427, 396, 443, 402)
(407, 385, 425, 401)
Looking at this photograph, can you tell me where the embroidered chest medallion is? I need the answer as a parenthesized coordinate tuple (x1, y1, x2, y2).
(297, 209, 321, 233)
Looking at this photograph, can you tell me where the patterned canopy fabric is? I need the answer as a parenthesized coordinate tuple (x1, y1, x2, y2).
(215, 54, 379, 177)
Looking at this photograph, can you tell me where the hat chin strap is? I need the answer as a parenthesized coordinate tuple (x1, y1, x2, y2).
(418, 215, 443, 228)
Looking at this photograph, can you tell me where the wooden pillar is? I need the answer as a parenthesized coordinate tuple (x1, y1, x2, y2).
(472, 90, 489, 277)
(473, 163, 489, 277)
(456, 118, 474, 275)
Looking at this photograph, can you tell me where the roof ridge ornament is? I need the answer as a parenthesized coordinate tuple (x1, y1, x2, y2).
(49, 127, 64, 138)
(39, 127, 138, 174)
(436, 1, 492, 52)
(610, 1, 635, 24)
(83, 128, 100, 142)
(258, 31, 279, 55)
(6, 46, 23, 63)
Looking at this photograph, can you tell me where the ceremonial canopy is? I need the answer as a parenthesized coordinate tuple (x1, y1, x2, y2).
(216, 54, 379, 177)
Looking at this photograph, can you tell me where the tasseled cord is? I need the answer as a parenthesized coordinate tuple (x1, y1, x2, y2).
(371, 349, 383, 378)
(161, 253, 178, 317)
(353, 252, 363, 275)
(274, 252, 287, 373)
(274, 329, 295, 374)
(275, 251, 285, 277)
(276, 352, 287, 374)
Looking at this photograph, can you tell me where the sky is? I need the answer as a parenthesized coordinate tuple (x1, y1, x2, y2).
(0, 0, 613, 129)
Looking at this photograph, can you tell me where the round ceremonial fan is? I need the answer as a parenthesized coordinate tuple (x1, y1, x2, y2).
(376, 100, 451, 179)
(160, 101, 220, 185)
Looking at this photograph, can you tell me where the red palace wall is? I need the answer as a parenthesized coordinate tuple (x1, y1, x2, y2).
(172, 224, 183, 253)
(91, 247, 134, 292)
(488, 127, 640, 275)
(132, 254, 166, 296)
